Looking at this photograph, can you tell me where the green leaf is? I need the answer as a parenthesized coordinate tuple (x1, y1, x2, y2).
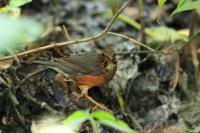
(9, 0, 32, 7)
(157, 0, 167, 8)
(148, 26, 188, 44)
(0, 6, 21, 16)
(104, 11, 152, 36)
(171, 0, 200, 16)
(0, 15, 44, 55)
(92, 111, 137, 133)
(89, 118, 101, 133)
(91, 110, 116, 121)
(63, 111, 90, 130)
(105, 10, 141, 30)
(98, 119, 137, 133)
(105, 11, 188, 44)
(177, 0, 185, 7)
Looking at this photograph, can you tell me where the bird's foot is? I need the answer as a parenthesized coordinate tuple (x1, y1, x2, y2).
(76, 89, 88, 101)
(77, 89, 112, 112)
(84, 94, 112, 113)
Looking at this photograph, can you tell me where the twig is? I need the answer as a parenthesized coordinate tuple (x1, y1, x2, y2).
(121, 112, 144, 133)
(170, 51, 180, 91)
(62, 25, 70, 41)
(26, 93, 60, 114)
(115, 50, 157, 55)
(16, 67, 48, 89)
(0, 0, 132, 61)
(15, 63, 68, 114)
(129, 116, 144, 133)
(137, 0, 146, 43)
(189, 11, 200, 90)
(183, 11, 197, 61)
(1, 73, 27, 131)
(191, 39, 200, 90)
(10, 97, 28, 131)
(114, 87, 125, 112)
(108, 32, 156, 52)
(84, 94, 112, 113)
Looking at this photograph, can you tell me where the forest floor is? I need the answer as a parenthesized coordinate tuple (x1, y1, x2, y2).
(0, 0, 200, 133)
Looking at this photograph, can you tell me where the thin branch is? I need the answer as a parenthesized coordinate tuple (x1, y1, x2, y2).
(62, 25, 70, 40)
(25, 93, 60, 114)
(170, 51, 180, 91)
(189, 11, 200, 90)
(121, 112, 144, 133)
(0, 0, 132, 61)
(115, 50, 157, 55)
(16, 67, 48, 89)
(108, 32, 156, 52)
(1, 74, 27, 130)
(84, 94, 112, 113)
(137, 0, 146, 43)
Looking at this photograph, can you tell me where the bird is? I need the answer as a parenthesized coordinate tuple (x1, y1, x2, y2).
(31, 49, 117, 111)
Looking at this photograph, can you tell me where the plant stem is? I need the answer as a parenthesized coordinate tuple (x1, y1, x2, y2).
(108, 32, 156, 52)
(137, 0, 146, 44)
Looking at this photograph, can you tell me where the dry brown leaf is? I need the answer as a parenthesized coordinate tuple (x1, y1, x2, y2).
(0, 59, 13, 70)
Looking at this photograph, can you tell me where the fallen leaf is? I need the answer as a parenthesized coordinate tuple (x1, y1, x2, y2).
(0, 59, 13, 70)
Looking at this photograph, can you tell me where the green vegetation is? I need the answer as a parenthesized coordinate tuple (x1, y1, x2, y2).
(0, 15, 44, 55)
(158, 0, 200, 16)
(0, 0, 32, 15)
(63, 110, 138, 133)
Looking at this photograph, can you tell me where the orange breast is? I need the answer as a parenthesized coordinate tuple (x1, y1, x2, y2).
(72, 74, 106, 89)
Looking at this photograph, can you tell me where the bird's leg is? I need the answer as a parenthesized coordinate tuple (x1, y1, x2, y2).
(84, 94, 112, 112)
(76, 88, 89, 101)
(78, 87, 112, 112)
